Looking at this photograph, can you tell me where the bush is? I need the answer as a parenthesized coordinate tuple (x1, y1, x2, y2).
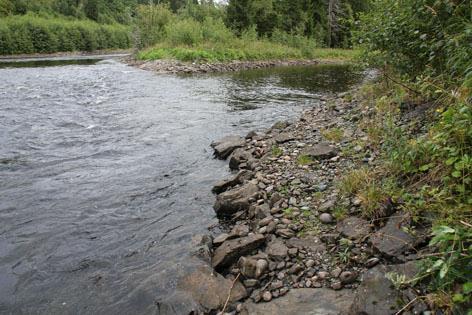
(166, 18, 203, 46)
(136, 4, 173, 48)
(356, 0, 472, 86)
(201, 17, 234, 44)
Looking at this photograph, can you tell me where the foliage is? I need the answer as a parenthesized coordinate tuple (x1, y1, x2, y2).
(0, 13, 131, 54)
(135, 3, 173, 48)
(419, 226, 472, 294)
(271, 145, 283, 157)
(355, 0, 472, 87)
(225, 0, 370, 48)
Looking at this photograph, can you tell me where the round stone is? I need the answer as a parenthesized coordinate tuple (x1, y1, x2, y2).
(262, 291, 272, 302)
(319, 213, 334, 224)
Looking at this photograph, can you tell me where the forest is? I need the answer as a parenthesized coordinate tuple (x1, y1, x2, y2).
(0, 0, 368, 55)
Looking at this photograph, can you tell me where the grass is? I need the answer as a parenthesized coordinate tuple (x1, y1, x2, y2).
(137, 43, 359, 63)
(271, 145, 283, 157)
(297, 154, 314, 165)
(321, 127, 344, 142)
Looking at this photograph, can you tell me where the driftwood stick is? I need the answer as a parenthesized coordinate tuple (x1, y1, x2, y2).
(221, 273, 241, 313)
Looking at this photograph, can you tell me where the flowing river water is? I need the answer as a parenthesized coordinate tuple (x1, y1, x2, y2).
(0, 58, 363, 314)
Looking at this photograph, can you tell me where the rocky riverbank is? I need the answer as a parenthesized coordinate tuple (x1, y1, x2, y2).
(165, 85, 436, 315)
(126, 58, 325, 74)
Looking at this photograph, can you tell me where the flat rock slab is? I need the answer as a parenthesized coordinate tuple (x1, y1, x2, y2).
(275, 132, 296, 144)
(302, 143, 337, 159)
(350, 263, 419, 315)
(176, 265, 247, 312)
(212, 234, 266, 270)
(212, 170, 253, 194)
(214, 183, 259, 217)
(242, 288, 354, 315)
(211, 135, 245, 159)
(286, 237, 327, 254)
(369, 213, 416, 260)
(337, 217, 372, 240)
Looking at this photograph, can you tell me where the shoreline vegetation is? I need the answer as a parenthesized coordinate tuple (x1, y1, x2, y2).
(1, 0, 470, 314)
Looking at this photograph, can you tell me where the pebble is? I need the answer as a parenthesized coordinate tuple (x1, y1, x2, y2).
(365, 257, 380, 268)
(331, 267, 342, 278)
(340, 271, 358, 284)
(305, 259, 316, 268)
(262, 291, 272, 302)
(317, 271, 329, 279)
(331, 281, 343, 290)
(319, 213, 334, 224)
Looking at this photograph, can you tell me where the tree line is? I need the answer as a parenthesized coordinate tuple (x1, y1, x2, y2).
(0, 0, 371, 55)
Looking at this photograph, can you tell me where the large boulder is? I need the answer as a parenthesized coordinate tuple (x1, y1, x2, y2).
(213, 183, 259, 217)
(242, 288, 354, 315)
(349, 263, 422, 315)
(301, 143, 338, 160)
(369, 213, 417, 261)
(175, 265, 247, 313)
(337, 217, 372, 241)
(229, 148, 254, 170)
(212, 170, 254, 194)
(211, 135, 245, 159)
(212, 234, 266, 270)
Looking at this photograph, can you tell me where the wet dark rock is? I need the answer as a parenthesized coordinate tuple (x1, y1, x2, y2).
(211, 136, 245, 159)
(242, 288, 354, 315)
(369, 213, 417, 260)
(337, 217, 371, 240)
(302, 143, 338, 160)
(212, 170, 254, 194)
(214, 183, 259, 217)
(191, 234, 213, 262)
(246, 131, 259, 139)
(212, 234, 266, 270)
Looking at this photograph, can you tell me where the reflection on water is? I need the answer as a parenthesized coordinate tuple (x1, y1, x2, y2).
(0, 59, 363, 314)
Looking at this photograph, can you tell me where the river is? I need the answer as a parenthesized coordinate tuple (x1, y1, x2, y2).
(0, 58, 363, 314)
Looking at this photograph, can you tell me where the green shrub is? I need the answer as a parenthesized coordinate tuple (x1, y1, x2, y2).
(136, 3, 173, 48)
(166, 18, 203, 46)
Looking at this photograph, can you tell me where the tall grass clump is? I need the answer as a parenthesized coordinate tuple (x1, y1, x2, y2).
(0, 13, 131, 55)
